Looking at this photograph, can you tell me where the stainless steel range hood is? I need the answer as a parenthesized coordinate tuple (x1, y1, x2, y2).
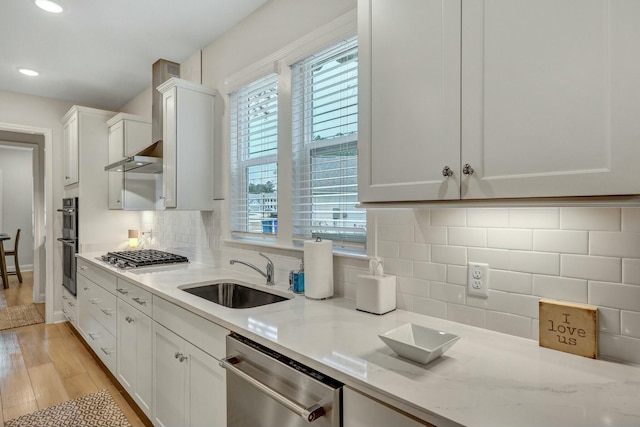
(105, 59, 180, 174)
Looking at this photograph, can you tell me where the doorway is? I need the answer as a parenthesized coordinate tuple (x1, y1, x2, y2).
(0, 123, 53, 323)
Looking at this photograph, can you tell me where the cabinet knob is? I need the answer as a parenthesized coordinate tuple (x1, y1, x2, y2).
(125, 316, 134, 323)
(442, 166, 453, 177)
(65, 176, 70, 179)
(175, 352, 181, 359)
(463, 164, 475, 176)
(179, 355, 188, 363)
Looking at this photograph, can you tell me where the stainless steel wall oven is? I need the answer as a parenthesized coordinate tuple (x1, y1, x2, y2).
(57, 197, 78, 295)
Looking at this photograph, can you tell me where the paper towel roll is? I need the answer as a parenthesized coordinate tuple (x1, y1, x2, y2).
(304, 238, 334, 299)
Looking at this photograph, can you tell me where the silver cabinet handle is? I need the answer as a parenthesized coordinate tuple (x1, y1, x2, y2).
(65, 175, 70, 179)
(132, 297, 147, 306)
(89, 298, 100, 305)
(116, 288, 129, 295)
(83, 286, 89, 291)
(101, 309, 113, 316)
(463, 163, 475, 176)
(68, 302, 75, 307)
(220, 355, 326, 422)
(88, 332, 99, 341)
(101, 347, 115, 355)
(78, 265, 88, 271)
(442, 166, 453, 177)
(125, 316, 134, 323)
(62, 295, 68, 300)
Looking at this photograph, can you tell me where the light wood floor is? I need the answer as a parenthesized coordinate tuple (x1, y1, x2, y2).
(0, 272, 148, 426)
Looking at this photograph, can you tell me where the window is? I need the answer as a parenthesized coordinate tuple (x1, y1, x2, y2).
(291, 36, 365, 247)
(230, 73, 279, 236)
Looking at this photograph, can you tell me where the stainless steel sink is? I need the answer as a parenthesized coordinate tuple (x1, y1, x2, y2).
(181, 282, 289, 309)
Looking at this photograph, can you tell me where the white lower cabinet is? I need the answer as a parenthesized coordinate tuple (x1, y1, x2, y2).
(117, 298, 152, 418)
(343, 387, 436, 427)
(152, 322, 226, 427)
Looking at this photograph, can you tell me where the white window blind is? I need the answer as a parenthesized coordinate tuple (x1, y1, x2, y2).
(230, 73, 279, 236)
(291, 36, 365, 247)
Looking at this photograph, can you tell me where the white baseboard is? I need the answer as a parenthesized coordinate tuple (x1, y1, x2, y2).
(52, 309, 67, 324)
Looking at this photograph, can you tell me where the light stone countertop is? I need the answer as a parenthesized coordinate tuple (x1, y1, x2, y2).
(77, 253, 640, 427)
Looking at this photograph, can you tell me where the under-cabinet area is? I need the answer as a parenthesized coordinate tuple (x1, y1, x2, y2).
(68, 254, 640, 427)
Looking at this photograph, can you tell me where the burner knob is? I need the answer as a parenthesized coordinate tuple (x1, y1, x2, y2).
(116, 260, 127, 269)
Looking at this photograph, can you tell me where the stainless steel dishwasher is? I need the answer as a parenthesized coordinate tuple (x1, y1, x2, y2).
(221, 333, 343, 427)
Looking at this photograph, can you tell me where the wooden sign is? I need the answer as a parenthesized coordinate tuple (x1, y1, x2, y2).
(539, 299, 598, 359)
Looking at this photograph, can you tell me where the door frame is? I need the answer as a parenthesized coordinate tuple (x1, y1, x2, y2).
(0, 122, 53, 323)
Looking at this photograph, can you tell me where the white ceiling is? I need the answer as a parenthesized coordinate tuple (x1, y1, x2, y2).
(1, 0, 268, 110)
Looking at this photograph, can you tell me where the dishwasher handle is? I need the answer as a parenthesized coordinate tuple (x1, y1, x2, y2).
(220, 354, 326, 423)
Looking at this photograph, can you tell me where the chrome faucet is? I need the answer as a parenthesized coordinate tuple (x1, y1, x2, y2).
(229, 252, 275, 286)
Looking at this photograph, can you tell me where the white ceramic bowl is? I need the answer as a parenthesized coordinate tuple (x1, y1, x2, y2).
(378, 323, 460, 364)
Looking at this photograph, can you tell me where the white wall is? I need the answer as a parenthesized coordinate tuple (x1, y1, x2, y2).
(0, 145, 34, 269)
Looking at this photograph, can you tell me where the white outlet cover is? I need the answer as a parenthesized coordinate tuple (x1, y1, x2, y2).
(468, 262, 489, 297)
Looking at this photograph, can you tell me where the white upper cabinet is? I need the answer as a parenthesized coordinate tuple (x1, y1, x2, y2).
(62, 112, 79, 186)
(358, 0, 461, 202)
(359, 0, 640, 202)
(158, 78, 215, 210)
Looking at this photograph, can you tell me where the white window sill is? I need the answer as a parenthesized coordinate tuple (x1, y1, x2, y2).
(222, 237, 369, 261)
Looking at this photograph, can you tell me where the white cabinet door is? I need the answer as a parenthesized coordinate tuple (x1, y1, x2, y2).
(153, 323, 185, 427)
(343, 387, 435, 427)
(152, 322, 226, 427)
(63, 112, 79, 186)
(116, 299, 152, 417)
(158, 78, 215, 211)
(358, 0, 461, 202)
(185, 342, 226, 427)
(461, 0, 640, 199)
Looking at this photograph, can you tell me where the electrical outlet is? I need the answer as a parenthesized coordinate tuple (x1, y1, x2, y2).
(467, 262, 489, 297)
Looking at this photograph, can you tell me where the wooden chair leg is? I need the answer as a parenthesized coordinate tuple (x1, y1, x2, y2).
(14, 252, 22, 283)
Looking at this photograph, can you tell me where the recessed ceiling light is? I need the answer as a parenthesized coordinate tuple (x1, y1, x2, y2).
(34, 0, 63, 13)
(18, 68, 40, 77)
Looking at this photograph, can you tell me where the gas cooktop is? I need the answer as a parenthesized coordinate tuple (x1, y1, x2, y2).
(100, 249, 189, 269)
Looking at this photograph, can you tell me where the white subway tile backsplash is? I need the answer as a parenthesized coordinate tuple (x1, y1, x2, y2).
(399, 243, 430, 261)
(414, 225, 447, 245)
(396, 293, 413, 311)
(510, 251, 560, 275)
(430, 282, 466, 304)
(467, 209, 509, 228)
(589, 282, 640, 311)
(381, 258, 413, 277)
(377, 241, 400, 259)
(447, 304, 486, 328)
(599, 333, 640, 364)
(430, 208, 466, 227)
(621, 311, 640, 339)
(432, 245, 467, 266)
(622, 259, 640, 285)
(378, 225, 414, 243)
(560, 207, 621, 231)
(561, 254, 621, 282)
(447, 265, 468, 286)
(414, 297, 447, 319)
(533, 275, 588, 303)
(376, 210, 414, 226)
(490, 270, 532, 294)
(597, 306, 621, 334)
(397, 277, 430, 298)
(467, 248, 510, 270)
(486, 311, 532, 339)
(590, 232, 640, 259)
(414, 262, 447, 282)
(449, 227, 486, 247)
(533, 230, 588, 254)
(622, 208, 640, 232)
(488, 229, 532, 250)
(509, 208, 559, 229)
(467, 290, 540, 318)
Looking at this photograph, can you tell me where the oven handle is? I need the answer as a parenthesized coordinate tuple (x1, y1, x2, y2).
(220, 354, 326, 423)
(57, 238, 77, 245)
(57, 208, 76, 214)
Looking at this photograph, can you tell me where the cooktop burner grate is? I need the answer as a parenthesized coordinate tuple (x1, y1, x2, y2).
(101, 249, 189, 268)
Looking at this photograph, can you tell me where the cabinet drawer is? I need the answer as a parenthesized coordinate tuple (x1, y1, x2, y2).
(77, 260, 117, 294)
(62, 288, 77, 316)
(80, 312, 117, 373)
(116, 278, 152, 316)
(85, 283, 117, 335)
(153, 295, 228, 359)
